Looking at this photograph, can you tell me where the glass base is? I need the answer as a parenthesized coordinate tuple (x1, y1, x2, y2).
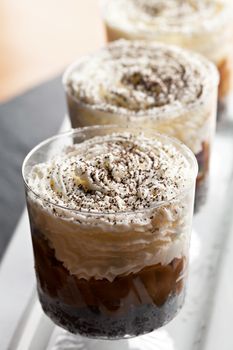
(50, 329, 174, 350)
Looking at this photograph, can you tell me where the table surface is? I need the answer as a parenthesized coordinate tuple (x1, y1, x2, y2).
(0, 79, 233, 349)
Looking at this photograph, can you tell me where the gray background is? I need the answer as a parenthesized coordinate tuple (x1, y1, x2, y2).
(0, 77, 65, 260)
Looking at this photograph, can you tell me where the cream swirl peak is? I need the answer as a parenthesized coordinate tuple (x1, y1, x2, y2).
(65, 40, 217, 116)
(104, 0, 229, 34)
(27, 133, 192, 213)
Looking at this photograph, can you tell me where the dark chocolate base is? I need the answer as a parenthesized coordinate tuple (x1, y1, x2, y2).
(217, 99, 230, 122)
(30, 218, 186, 339)
(39, 288, 184, 339)
(194, 176, 209, 213)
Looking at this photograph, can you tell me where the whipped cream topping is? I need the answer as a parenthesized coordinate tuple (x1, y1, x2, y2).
(26, 131, 196, 281)
(104, 0, 230, 35)
(27, 133, 192, 212)
(65, 40, 217, 117)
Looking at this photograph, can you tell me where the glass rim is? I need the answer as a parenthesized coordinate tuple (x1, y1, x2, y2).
(22, 125, 198, 216)
(62, 45, 219, 121)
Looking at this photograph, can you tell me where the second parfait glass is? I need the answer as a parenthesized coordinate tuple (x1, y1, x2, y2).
(63, 40, 219, 211)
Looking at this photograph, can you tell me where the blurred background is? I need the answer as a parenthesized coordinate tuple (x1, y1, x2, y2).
(0, 0, 105, 102)
(0, 1, 105, 259)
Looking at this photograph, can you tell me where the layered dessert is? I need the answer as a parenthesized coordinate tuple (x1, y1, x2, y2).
(23, 128, 197, 338)
(63, 40, 219, 211)
(103, 0, 232, 118)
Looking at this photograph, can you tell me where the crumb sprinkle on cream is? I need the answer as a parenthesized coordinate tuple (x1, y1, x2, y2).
(27, 132, 192, 213)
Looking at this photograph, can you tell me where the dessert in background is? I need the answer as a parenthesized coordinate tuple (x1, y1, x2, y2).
(23, 127, 197, 338)
(103, 0, 232, 119)
(63, 40, 219, 211)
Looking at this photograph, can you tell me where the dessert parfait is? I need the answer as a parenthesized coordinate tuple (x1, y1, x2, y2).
(103, 0, 233, 118)
(23, 126, 197, 339)
(63, 40, 219, 211)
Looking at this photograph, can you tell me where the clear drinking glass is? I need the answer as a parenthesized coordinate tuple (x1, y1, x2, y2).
(22, 126, 197, 348)
(102, 0, 233, 120)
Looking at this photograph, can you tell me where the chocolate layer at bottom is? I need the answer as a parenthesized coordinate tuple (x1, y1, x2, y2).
(217, 54, 233, 122)
(194, 175, 208, 213)
(31, 224, 187, 339)
(39, 288, 184, 339)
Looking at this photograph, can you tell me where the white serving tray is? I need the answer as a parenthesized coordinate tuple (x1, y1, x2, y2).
(1, 117, 233, 350)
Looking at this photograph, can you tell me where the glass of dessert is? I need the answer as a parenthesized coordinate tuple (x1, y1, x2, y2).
(102, 0, 233, 120)
(63, 40, 219, 212)
(22, 126, 197, 347)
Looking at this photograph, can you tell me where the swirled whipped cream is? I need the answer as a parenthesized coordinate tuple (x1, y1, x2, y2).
(27, 132, 196, 281)
(28, 133, 192, 211)
(104, 0, 230, 35)
(65, 40, 215, 116)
